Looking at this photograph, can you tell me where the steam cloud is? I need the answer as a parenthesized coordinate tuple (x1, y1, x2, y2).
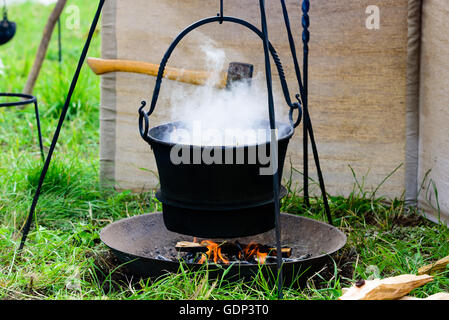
(165, 42, 282, 147)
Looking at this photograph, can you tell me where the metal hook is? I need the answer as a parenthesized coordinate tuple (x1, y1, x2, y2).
(138, 101, 150, 142)
(288, 94, 303, 128)
(217, 0, 224, 24)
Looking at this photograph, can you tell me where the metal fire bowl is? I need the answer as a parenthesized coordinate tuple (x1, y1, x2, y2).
(100, 212, 347, 286)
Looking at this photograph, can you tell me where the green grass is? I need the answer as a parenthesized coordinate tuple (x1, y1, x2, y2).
(0, 0, 448, 300)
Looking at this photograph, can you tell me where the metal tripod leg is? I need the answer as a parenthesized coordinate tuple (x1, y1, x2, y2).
(33, 100, 45, 161)
(259, 0, 284, 300)
(281, 0, 333, 225)
(19, 0, 105, 251)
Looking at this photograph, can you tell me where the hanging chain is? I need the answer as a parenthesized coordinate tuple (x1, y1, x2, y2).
(302, 0, 310, 53)
(2, 0, 8, 21)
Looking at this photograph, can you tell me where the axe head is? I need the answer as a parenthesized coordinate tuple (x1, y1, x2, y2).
(226, 62, 254, 89)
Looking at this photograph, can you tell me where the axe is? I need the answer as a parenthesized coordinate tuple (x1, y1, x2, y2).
(86, 58, 253, 89)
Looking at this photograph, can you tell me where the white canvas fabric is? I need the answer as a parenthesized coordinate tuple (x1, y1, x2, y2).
(417, 0, 449, 224)
(405, 0, 421, 205)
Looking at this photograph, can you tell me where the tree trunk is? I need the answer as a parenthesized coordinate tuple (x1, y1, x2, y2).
(23, 0, 67, 95)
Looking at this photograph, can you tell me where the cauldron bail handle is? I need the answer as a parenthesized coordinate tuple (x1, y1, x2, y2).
(138, 101, 151, 144)
(137, 15, 304, 141)
(289, 95, 302, 128)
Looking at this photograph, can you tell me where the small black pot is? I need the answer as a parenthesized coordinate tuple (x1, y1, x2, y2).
(0, 17, 16, 45)
(145, 120, 294, 237)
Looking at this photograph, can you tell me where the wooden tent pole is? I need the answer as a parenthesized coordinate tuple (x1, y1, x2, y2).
(23, 0, 67, 95)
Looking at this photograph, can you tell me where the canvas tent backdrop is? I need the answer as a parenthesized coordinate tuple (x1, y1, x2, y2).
(99, 0, 448, 224)
(416, 0, 449, 224)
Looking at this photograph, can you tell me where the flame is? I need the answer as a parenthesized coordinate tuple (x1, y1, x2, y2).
(197, 240, 268, 265)
(240, 241, 268, 264)
(198, 240, 229, 265)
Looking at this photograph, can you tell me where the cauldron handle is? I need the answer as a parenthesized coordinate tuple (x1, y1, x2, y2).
(138, 15, 303, 142)
(138, 101, 151, 144)
(290, 95, 303, 128)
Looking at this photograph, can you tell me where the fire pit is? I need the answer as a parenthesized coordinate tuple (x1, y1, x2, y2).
(100, 212, 346, 286)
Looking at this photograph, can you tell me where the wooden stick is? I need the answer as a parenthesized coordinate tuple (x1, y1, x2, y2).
(175, 241, 207, 253)
(418, 256, 449, 275)
(339, 274, 434, 300)
(23, 0, 68, 95)
(400, 292, 449, 300)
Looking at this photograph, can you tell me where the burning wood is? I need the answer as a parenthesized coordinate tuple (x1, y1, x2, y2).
(176, 241, 205, 253)
(175, 241, 292, 265)
(198, 240, 230, 265)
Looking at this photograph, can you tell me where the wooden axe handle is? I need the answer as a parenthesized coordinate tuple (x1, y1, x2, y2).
(86, 58, 227, 88)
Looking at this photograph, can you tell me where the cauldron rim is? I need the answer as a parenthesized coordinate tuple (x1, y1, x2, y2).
(146, 120, 295, 149)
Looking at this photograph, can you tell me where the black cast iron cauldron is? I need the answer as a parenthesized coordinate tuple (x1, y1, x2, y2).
(146, 120, 294, 238)
(138, 15, 303, 238)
